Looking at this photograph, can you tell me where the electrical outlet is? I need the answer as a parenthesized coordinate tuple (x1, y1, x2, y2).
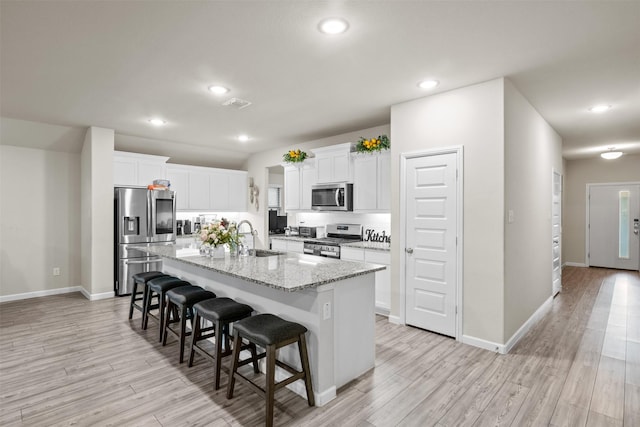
(323, 302, 331, 320)
(53, 267, 61, 276)
(507, 209, 515, 224)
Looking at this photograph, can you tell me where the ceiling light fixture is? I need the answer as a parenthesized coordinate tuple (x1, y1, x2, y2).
(208, 85, 230, 95)
(148, 118, 166, 126)
(600, 147, 623, 160)
(238, 135, 250, 142)
(318, 18, 349, 35)
(589, 104, 611, 113)
(418, 80, 439, 90)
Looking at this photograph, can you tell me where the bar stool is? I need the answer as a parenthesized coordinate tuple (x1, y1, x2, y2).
(188, 297, 256, 389)
(129, 271, 167, 324)
(163, 285, 216, 363)
(227, 314, 314, 427)
(143, 276, 190, 342)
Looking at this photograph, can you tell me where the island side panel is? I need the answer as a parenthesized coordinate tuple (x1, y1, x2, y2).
(161, 258, 338, 406)
(333, 273, 376, 388)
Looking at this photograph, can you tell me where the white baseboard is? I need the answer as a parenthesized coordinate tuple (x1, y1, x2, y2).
(563, 262, 587, 268)
(388, 315, 402, 325)
(0, 286, 83, 303)
(462, 296, 552, 355)
(461, 335, 503, 353)
(0, 286, 114, 303)
(271, 359, 336, 407)
(79, 288, 115, 301)
(503, 296, 552, 354)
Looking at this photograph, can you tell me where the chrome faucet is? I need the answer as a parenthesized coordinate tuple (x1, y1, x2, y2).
(236, 220, 257, 257)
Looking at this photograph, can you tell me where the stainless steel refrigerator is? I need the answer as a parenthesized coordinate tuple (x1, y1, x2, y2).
(114, 187, 176, 295)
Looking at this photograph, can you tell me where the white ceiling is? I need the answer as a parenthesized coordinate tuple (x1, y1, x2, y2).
(1, 1, 639, 167)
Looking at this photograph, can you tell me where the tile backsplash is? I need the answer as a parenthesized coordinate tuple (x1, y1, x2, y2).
(290, 212, 391, 240)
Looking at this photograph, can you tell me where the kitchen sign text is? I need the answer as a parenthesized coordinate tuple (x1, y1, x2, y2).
(364, 229, 391, 243)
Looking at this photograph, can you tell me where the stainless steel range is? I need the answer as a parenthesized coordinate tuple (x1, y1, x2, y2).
(303, 224, 362, 258)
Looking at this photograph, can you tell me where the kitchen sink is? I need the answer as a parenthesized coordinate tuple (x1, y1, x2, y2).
(250, 249, 285, 257)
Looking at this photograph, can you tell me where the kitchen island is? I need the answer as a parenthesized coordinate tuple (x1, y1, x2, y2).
(144, 240, 385, 406)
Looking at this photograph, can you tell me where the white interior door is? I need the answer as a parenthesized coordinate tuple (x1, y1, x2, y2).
(404, 152, 458, 337)
(589, 184, 640, 270)
(552, 170, 562, 295)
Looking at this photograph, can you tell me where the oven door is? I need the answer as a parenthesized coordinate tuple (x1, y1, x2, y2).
(303, 242, 340, 258)
(148, 190, 176, 242)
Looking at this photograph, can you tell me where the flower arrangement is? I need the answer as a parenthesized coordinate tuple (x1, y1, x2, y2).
(355, 134, 390, 153)
(199, 218, 239, 248)
(283, 149, 308, 163)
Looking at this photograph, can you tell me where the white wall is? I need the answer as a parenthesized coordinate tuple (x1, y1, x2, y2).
(564, 153, 640, 265)
(391, 78, 505, 344)
(503, 79, 563, 340)
(0, 146, 81, 297)
(80, 127, 114, 298)
(242, 124, 391, 248)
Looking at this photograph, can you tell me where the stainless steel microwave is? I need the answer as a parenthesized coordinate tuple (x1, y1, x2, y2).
(311, 183, 353, 211)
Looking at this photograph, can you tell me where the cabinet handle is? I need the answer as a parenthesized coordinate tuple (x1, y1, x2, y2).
(405, 248, 413, 254)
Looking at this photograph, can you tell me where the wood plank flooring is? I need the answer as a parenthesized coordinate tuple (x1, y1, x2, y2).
(1, 266, 638, 426)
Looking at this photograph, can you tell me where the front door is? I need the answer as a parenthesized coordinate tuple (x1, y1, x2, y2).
(404, 152, 458, 337)
(589, 183, 640, 270)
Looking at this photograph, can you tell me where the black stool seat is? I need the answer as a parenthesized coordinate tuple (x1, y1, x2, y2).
(143, 276, 188, 341)
(188, 297, 256, 390)
(129, 271, 168, 323)
(233, 314, 308, 346)
(227, 314, 314, 427)
(149, 277, 190, 293)
(167, 286, 216, 305)
(163, 286, 216, 363)
(133, 271, 167, 284)
(193, 297, 253, 322)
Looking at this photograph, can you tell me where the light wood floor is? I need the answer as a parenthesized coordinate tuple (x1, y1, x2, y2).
(1, 267, 638, 426)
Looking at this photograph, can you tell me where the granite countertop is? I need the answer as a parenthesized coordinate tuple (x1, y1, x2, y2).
(144, 241, 385, 292)
(340, 241, 391, 252)
(269, 235, 309, 242)
(271, 235, 390, 252)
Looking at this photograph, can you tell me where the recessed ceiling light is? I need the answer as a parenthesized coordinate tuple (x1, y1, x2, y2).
(148, 118, 166, 126)
(418, 80, 439, 90)
(208, 85, 230, 95)
(318, 18, 349, 35)
(238, 135, 250, 142)
(589, 104, 611, 113)
(601, 147, 623, 159)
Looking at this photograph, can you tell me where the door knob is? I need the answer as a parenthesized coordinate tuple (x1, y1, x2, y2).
(406, 248, 413, 254)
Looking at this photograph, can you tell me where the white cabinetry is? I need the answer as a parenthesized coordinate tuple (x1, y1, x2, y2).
(311, 143, 353, 184)
(352, 152, 390, 212)
(164, 164, 248, 212)
(341, 247, 391, 314)
(283, 161, 316, 211)
(165, 167, 189, 210)
(113, 151, 169, 187)
(211, 170, 247, 212)
(188, 171, 211, 211)
(271, 239, 304, 254)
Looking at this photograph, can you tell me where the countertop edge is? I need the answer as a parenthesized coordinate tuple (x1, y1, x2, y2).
(145, 248, 385, 292)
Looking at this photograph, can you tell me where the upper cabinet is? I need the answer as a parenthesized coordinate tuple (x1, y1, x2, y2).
(165, 164, 248, 212)
(113, 151, 169, 187)
(311, 143, 353, 184)
(283, 160, 316, 211)
(352, 151, 390, 212)
(114, 151, 248, 212)
(211, 169, 247, 212)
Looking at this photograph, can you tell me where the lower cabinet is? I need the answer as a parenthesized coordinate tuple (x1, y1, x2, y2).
(271, 239, 304, 254)
(341, 247, 391, 315)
